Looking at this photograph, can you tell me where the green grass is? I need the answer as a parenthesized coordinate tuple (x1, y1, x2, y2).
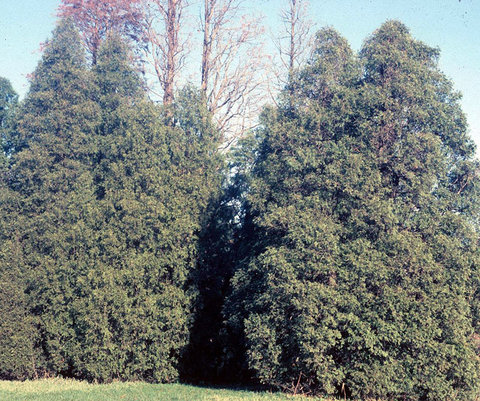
(0, 378, 335, 401)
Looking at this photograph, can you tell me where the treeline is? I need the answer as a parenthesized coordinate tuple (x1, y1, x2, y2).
(1, 15, 480, 401)
(0, 20, 223, 383)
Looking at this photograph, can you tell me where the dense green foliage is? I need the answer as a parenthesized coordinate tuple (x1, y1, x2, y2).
(0, 77, 18, 165)
(0, 79, 34, 380)
(0, 20, 223, 383)
(226, 22, 480, 400)
(1, 16, 479, 401)
(0, 20, 98, 379)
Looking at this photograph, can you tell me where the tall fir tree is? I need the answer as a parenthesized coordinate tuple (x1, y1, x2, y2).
(0, 18, 101, 376)
(0, 77, 18, 166)
(166, 86, 225, 381)
(1, 19, 225, 382)
(226, 22, 480, 400)
(57, 33, 156, 381)
(345, 21, 480, 399)
(0, 77, 38, 377)
(225, 27, 361, 394)
(67, 36, 225, 382)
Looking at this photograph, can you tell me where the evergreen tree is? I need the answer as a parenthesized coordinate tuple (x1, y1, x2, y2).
(56, 34, 155, 382)
(0, 124, 38, 378)
(0, 79, 37, 381)
(345, 21, 480, 399)
(226, 22, 480, 400)
(166, 87, 225, 381)
(226, 27, 361, 394)
(0, 18, 100, 376)
(0, 22, 224, 382)
(67, 37, 224, 382)
(0, 77, 18, 164)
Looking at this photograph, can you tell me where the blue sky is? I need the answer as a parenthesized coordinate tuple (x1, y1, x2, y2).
(1, 0, 479, 151)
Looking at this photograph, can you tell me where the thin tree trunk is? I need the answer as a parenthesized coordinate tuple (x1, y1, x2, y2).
(163, 0, 179, 105)
(201, 0, 213, 101)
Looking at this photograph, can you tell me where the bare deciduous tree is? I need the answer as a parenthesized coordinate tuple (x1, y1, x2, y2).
(141, 0, 189, 105)
(61, 0, 268, 136)
(270, 0, 314, 100)
(59, 0, 143, 65)
(199, 0, 268, 146)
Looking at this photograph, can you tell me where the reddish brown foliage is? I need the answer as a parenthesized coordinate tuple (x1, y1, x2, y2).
(58, 0, 143, 64)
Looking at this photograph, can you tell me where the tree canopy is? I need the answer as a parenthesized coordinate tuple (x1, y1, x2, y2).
(0, 19, 224, 383)
(0, 15, 479, 401)
(226, 21, 480, 400)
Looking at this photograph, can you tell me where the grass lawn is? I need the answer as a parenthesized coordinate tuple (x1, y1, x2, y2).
(0, 378, 336, 401)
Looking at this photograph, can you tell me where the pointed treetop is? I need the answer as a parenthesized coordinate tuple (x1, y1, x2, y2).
(94, 33, 145, 104)
(28, 18, 87, 97)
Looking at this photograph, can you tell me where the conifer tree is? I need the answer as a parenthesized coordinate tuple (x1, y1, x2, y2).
(225, 27, 360, 393)
(164, 87, 225, 380)
(58, 34, 155, 381)
(345, 21, 480, 399)
(226, 22, 480, 400)
(0, 77, 18, 164)
(66, 37, 225, 382)
(0, 18, 100, 376)
(0, 85, 39, 376)
(0, 21, 224, 382)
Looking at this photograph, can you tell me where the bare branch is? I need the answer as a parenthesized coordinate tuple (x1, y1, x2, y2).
(140, 0, 190, 105)
(200, 0, 269, 145)
(59, 0, 144, 65)
(268, 0, 314, 100)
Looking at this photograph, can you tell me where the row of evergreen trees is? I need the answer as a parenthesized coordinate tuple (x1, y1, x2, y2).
(1, 18, 480, 401)
(0, 19, 223, 383)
